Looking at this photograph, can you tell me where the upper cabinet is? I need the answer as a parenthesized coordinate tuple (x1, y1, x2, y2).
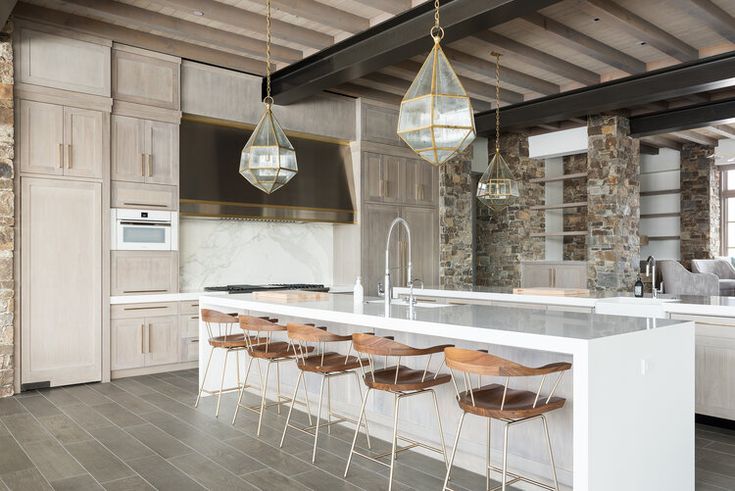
(15, 23, 111, 96)
(404, 158, 437, 207)
(359, 101, 402, 147)
(111, 115, 178, 185)
(362, 151, 437, 207)
(112, 45, 181, 110)
(18, 99, 106, 179)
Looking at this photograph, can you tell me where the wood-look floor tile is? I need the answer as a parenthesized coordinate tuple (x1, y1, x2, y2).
(1, 413, 52, 444)
(225, 436, 315, 476)
(64, 440, 135, 483)
(0, 438, 36, 477)
(101, 476, 154, 491)
(168, 452, 257, 490)
(291, 468, 363, 491)
(37, 390, 81, 408)
(86, 426, 155, 463)
(240, 468, 310, 491)
(91, 404, 144, 428)
(123, 424, 192, 459)
(38, 414, 92, 444)
(50, 474, 103, 491)
(0, 398, 28, 417)
(126, 455, 204, 491)
(18, 397, 61, 419)
(61, 387, 111, 407)
(21, 439, 86, 482)
(59, 405, 114, 431)
(109, 379, 156, 397)
(0, 468, 52, 491)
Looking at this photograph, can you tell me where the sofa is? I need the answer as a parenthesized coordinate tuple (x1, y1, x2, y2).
(658, 260, 719, 296)
(691, 259, 735, 296)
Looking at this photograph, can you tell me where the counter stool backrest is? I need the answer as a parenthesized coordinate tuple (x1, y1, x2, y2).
(200, 308, 239, 340)
(287, 322, 355, 367)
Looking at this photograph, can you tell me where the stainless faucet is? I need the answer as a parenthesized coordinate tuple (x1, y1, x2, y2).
(384, 217, 413, 316)
(645, 255, 659, 298)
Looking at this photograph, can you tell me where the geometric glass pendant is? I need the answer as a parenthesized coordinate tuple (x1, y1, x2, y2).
(239, 105, 297, 194)
(397, 34, 476, 166)
(476, 150, 520, 210)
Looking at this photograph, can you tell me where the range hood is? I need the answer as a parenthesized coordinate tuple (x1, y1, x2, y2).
(179, 116, 355, 223)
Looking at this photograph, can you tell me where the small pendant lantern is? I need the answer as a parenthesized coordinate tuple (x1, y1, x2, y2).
(240, 0, 297, 194)
(477, 52, 519, 209)
(397, 0, 476, 166)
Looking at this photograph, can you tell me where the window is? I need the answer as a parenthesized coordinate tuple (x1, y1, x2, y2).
(721, 167, 735, 256)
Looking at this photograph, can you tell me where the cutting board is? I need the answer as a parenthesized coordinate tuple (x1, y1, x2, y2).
(252, 290, 330, 303)
(512, 287, 590, 297)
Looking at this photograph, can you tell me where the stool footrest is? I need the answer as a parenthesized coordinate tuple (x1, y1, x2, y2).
(488, 465, 556, 491)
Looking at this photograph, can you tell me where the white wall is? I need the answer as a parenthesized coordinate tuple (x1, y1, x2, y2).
(179, 218, 334, 291)
(640, 148, 681, 260)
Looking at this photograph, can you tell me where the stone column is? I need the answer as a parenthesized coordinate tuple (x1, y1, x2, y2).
(475, 132, 545, 287)
(680, 143, 720, 269)
(586, 114, 640, 292)
(0, 22, 13, 398)
(439, 147, 474, 289)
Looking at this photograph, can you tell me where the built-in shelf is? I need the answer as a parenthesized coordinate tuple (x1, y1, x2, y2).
(531, 201, 587, 211)
(644, 235, 680, 241)
(641, 212, 681, 219)
(529, 172, 587, 183)
(640, 189, 680, 197)
(530, 231, 587, 238)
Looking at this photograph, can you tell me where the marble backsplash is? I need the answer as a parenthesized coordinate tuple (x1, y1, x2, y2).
(179, 218, 334, 291)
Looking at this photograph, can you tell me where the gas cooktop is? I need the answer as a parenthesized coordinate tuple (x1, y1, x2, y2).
(204, 283, 329, 294)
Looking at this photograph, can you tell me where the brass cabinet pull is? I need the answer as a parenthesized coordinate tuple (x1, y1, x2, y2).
(146, 154, 152, 177)
(66, 144, 72, 169)
(147, 323, 152, 354)
(140, 324, 145, 354)
(141, 153, 146, 177)
(58, 143, 64, 168)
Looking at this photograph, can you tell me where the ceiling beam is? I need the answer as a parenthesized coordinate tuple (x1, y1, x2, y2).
(582, 0, 698, 62)
(671, 130, 719, 146)
(0, 1, 17, 29)
(365, 0, 412, 15)
(150, 0, 332, 49)
(475, 51, 735, 135)
(676, 0, 735, 44)
(54, 0, 301, 63)
(639, 143, 660, 155)
(630, 98, 735, 137)
(641, 135, 682, 150)
(472, 30, 600, 86)
(14, 3, 268, 74)
(268, 0, 562, 105)
(333, 83, 402, 106)
(707, 125, 735, 138)
(443, 47, 560, 95)
(271, 0, 369, 33)
(521, 12, 645, 74)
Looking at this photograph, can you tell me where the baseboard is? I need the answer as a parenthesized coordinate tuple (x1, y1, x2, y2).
(111, 361, 198, 379)
(696, 413, 735, 431)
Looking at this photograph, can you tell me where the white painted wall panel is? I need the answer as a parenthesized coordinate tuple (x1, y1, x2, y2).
(642, 240, 680, 260)
(641, 170, 680, 192)
(640, 193, 681, 214)
(641, 148, 680, 173)
(641, 216, 680, 236)
(640, 148, 681, 259)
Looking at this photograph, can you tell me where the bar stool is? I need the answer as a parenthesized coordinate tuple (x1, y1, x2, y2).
(195, 309, 256, 418)
(344, 333, 454, 491)
(442, 347, 571, 491)
(231, 315, 313, 435)
(279, 322, 373, 462)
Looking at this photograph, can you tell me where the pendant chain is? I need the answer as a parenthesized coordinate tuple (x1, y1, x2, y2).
(434, 0, 440, 29)
(493, 51, 502, 154)
(265, 0, 272, 103)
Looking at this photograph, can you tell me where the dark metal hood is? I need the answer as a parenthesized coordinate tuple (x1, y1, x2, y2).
(179, 116, 355, 224)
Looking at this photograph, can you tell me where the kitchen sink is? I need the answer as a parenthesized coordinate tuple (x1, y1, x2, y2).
(595, 296, 679, 318)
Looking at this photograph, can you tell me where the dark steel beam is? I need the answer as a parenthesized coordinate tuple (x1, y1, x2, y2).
(267, 0, 561, 105)
(476, 51, 735, 136)
(630, 98, 735, 137)
(639, 143, 660, 155)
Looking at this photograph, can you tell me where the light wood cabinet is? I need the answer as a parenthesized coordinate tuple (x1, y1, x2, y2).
(362, 203, 401, 296)
(111, 115, 145, 182)
(111, 251, 178, 295)
(145, 120, 179, 185)
(404, 159, 437, 207)
(554, 263, 588, 289)
(401, 206, 439, 287)
(111, 315, 179, 370)
(111, 115, 178, 185)
(18, 100, 106, 179)
(111, 181, 178, 210)
(145, 316, 179, 366)
(112, 45, 180, 110)
(521, 262, 587, 289)
(179, 313, 200, 362)
(363, 152, 401, 203)
(21, 177, 102, 387)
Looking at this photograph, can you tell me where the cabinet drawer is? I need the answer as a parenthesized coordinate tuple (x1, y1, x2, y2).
(179, 300, 199, 315)
(180, 313, 200, 338)
(112, 181, 178, 210)
(111, 251, 178, 295)
(111, 302, 179, 319)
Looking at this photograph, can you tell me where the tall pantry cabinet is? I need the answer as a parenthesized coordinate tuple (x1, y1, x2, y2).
(15, 22, 111, 388)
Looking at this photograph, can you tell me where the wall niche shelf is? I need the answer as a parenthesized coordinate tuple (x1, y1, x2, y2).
(531, 201, 587, 211)
(529, 172, 587, 184)
(531, 231, 587, 238)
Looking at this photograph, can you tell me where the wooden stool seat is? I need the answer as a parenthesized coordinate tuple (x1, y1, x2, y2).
(248, 341, 312, 359)
(457, 384, 566, 420)
(296, 352, 367, 373)
(364, 365, 452, 392)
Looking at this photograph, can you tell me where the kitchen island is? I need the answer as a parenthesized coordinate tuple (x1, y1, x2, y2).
(199, 293, 694, 491)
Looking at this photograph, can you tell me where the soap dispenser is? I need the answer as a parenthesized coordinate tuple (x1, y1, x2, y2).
(353, 276, 364, 304)
(634, 275, 644, 298)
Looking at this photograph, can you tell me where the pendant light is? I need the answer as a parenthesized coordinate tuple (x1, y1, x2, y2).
(239, 0, 297, 194)
(397, 0, 476, 166)
(476, 52, 519, 210)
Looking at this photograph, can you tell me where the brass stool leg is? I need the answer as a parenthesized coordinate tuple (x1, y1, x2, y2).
(231, 356, 253, 425)
(256, 360, 272, 436)
(344, 387, 371, 478)
(501, 423, 510, 491)
(388, 393, 401, 491)
(215, 349, 229, 418)
(235, 349, 241, 391)
(486, 418, 492, 491)
(195, 346, 214, 408)
(541, 415, 560, 491)
(326, 376, 332, 435)
(312, 374, 327, 463)
(276, 360, 282, 415)
(430, 389, 450, 468)
(442, 411, 466, 491)
(351, 371, 372, 449)
(280, 370, 304, 448)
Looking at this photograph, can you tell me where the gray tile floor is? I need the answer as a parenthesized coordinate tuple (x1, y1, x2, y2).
(0, 369, 731, 490)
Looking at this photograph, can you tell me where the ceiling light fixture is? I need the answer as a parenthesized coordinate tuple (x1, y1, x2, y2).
(239, 0, 298, 194)
(396, 0, 476, 166)
(192, 10, 204, 16)
(476, 52, 519, 210)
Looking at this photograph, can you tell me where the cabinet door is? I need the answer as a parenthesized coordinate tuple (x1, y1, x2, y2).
(521, 264, 554, 288)
(361, 203, 401, 296)
(145, 120, 179, 185)
(113, 48, 180, 109)
(111, 115, 145, 182)
(111, 318, 146, 370)
(21, 178, 102, 386)
(404, 159, 437, 206)
(19, 100, 64, 175)
(64, 107, 105, 179)
(145, 316, 179, 366)
(691, 322, 735, 420)
(111, 251, 178, 295)
(401, 206, 439, 287)
(363, 153, 400, 203)
(553, 264, 587, 289)
(179, 314, 200, 362)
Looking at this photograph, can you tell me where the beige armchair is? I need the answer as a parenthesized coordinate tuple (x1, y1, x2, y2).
(658, 260, 719, 296)
(691, 259, 735, 295)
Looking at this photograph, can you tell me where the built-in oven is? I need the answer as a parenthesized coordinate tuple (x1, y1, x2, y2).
(111, 208, 178, 251)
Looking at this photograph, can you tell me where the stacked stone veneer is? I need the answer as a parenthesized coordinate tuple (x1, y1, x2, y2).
(563, 153, 587, 261)
(680, 143, 720, 269)
(0, 22, 13, 398)
(439, 147, 474, 289)
(586, 114, 640, 292)
(476, 133, 545, 287)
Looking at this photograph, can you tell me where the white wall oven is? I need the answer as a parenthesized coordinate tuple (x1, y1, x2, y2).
(111, 209, 178, 251)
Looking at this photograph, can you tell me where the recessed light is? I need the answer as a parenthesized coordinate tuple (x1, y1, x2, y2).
(192, 10, 204, 16)
(593, 17, 600, 22)
(639, 41, 647, 46)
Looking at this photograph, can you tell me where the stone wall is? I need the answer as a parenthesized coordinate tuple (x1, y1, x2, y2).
(476, 132, 545, 287)
(586, 114, 640, 292)
(0, 22, 13, 398)
(439, 147, 474, 289)
(563, 153, 587, 261)
(680, 143, 720, 269)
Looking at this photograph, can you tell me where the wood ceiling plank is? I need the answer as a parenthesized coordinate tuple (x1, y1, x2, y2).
(14, 3, 268, 74)
(631, 98, 735, 138)
(641, 135, 683, 150)
(363, 0, 412, 15)
(55, 0, 302, 63)
(271, 0, 369, 33)
(708, 124, 735, 138)
(334, 82, 402, 106)
(150, 0, 333, 49)
(521, 12, 646, 74)
(671, 130, 719, 146)
(582, 0, 699, 62)
(472, 30, 600, 86)
(680, 0, 735, 44)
